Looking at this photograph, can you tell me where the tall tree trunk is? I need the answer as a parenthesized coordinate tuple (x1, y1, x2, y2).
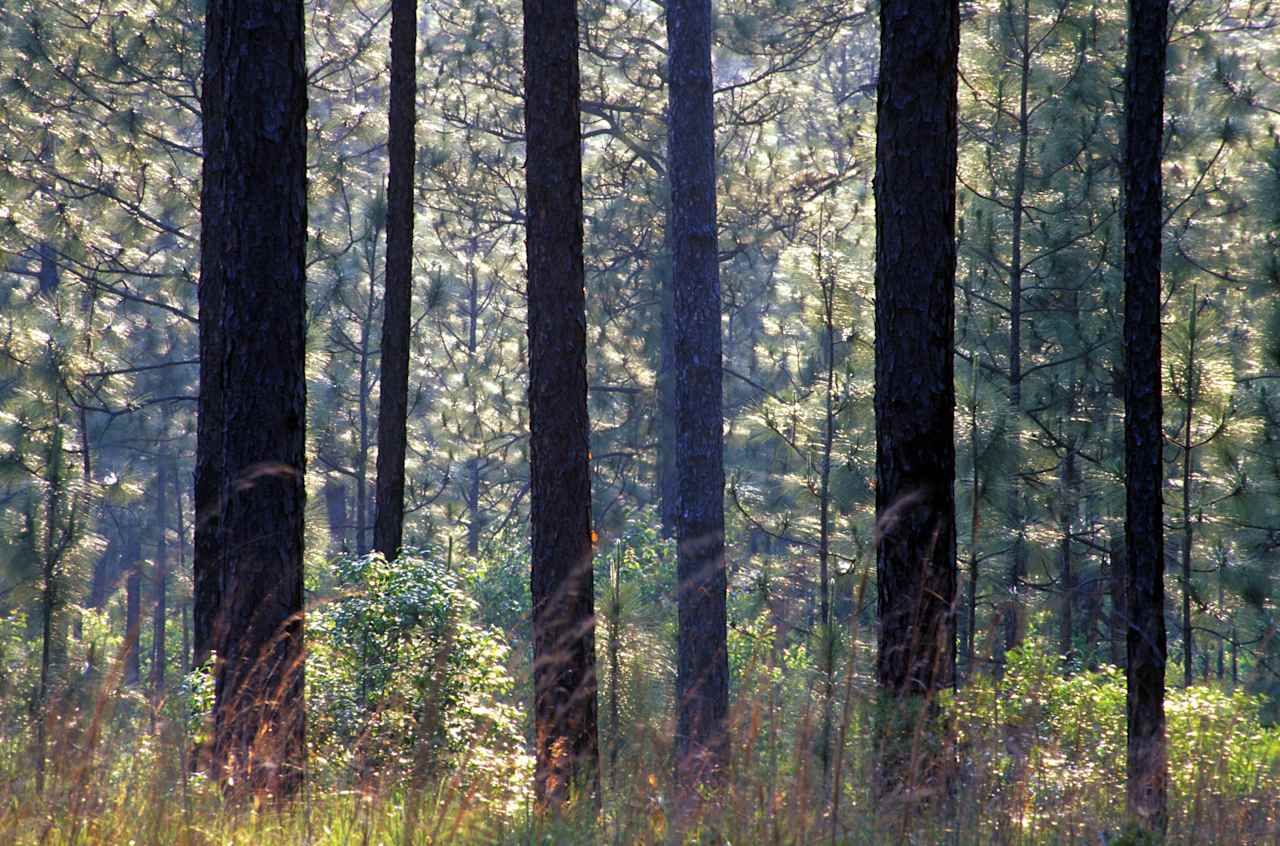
(873, 0, 959, 802)
(125, 529, 142, 687)
(1122, 0, 1169, 832)
(174, 460, 190, 677)
(522, 0, 599, 805)
(324, 478, 349, 553)
(35, 421, 67, 794)
(1004, 0, 1032, 661)
(197, 0, 308, 798)
(666, 0, 729, 797)
(152, 459, 169, 702)
(1110, 532, 1127, 668)
(1181, 286, 1199, 689)
(1058, 437, 1078, 669)
(373, 0, 418, 560)
(356, 260, 376, 556)
(466, 456, 482, 555)
(818, 234, 837, 788)
(656, 226, 678, 538)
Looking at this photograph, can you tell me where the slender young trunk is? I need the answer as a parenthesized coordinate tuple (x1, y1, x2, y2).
(608, 547, 622, 790)
(656, 224, 678, 538)
(356, 252, 377, 556)
(666, 0, 729, 796)
(1181, 287, 1199, 688)
(817, 224, 837, 787)
(174, 463, 190, 677)
(35, 422, 66, 794)
(1059, 433, 1078, 669)
(152, 459, 169, 702)
(872, 0, 959, 802)
(197, 0, 308, 797)
(1110, 533, 1127, 668)
(125, 529, 142, 687)
(523, 0, 599, 805)
(966, 354, 981, 679)
(1122, 0, 1169, 832)
(373, 0, 418, 560)
(1003, 0, 1033, 661)
(467, 456, 482, 555)
(324, 479, 349, 553)
(1216, 558, 1225, 681)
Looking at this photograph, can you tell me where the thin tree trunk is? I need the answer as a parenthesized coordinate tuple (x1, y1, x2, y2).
(373, 0, 417, 559)
(125, 530, 142, 687)
(656, 225, 678, 538)
(817, 220, 837, 788)
(1181, 286, 1199, 689)
(1122, 0, 1169, 832)
(666, 0, 729, 797)
(197, 0, 308, 798)
(324, 478, 349, 553)
(35, 421, 66, 794)
(1004, 0, 1032, 661)
(174, 462, 190, 677)
(152, 458, 169, 703)
(356, 257, 376, 556)
(872, 0, 959, 804)
(966, 355, 981, 679)
(523, 0, 599, 805)
(1110, 533, 1127, 668)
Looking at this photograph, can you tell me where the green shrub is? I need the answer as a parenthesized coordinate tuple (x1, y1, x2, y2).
(305, 549, 528, 799)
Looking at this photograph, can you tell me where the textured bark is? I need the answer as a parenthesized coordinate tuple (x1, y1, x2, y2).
(666, 0, 729, 796)
(373, 0, 418, 559)
(522, 0, 599, 805)
(152, 459, 169, 700)
(196, 0, 308, 798)
(1122, 0, 1169, 833)
(873, 0, 959, 796)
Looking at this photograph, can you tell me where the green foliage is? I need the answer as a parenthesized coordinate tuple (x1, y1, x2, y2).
(306, 549, 528, 795)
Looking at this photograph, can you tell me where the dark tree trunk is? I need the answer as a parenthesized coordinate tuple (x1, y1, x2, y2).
(196, 0, 308, 798)
(872, 0, 959, 798)
(152, 459, 169, 701)
(1180, 287, 1199, 689)
(373, 0, 418, 560)
(1110, 532, 1127, 668)
(324, 478, 349, 553)
(666, 0, 729, 796)
(1004, 6, 1032, 661)
(1122, 0, 1169, 833)
(88, 538, 120, 612)
(466, 457, 482, 555)
(125, 530, 142, 687)
(1058, 441, 1078, 669)
(522, 0, 599, 806)
(656, 226, 678, 538)
(174, 461, 190, 677)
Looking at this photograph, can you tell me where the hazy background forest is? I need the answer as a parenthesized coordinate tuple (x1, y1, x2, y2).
(2, 0, 1280, 841)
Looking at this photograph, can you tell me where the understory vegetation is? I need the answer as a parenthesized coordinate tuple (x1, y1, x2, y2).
(2, 523, 1277, 844)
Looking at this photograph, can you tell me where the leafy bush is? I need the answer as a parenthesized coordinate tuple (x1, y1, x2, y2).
(305, 549, 528, 798)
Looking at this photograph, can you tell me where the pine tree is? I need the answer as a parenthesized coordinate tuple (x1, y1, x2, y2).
(666, 0, 730, 797)
(1122, 0, 1170, 832)
(523, 0, 600, 805)
(872, 0, 959, 800)
(195, 0, 308, 798)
